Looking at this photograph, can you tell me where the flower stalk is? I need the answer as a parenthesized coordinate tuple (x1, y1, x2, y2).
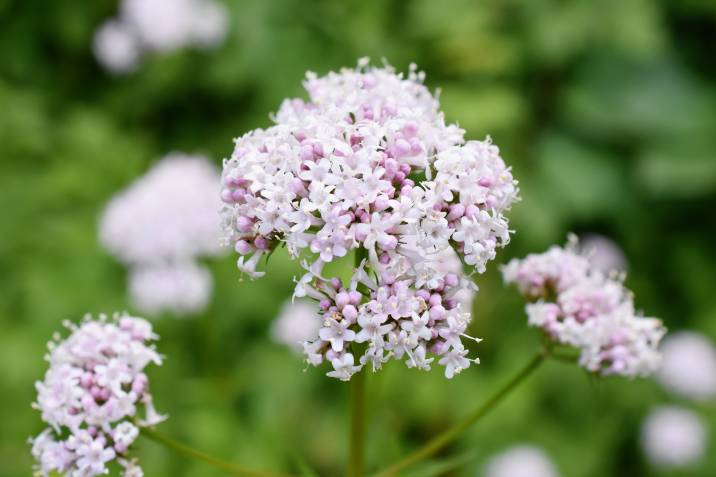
(371, 349, 547, 477)
(140, 426, 293, 477)
(348, 368, 366, 477)
(348, 247, 369, 477)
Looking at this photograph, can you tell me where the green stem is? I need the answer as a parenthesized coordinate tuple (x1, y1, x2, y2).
(348, 246, 368, 477)
(371, 350, 547, 477)
(140, 427, 293, 477)
(349, 369, 366, 477)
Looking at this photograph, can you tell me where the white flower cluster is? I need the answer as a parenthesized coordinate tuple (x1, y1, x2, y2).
(221, 59, 518, 380)
(657, 331, 716, 401)
(30, 314, 164, 477)
(641, 406, 708, 469)
(93, 0, 228, 74)
(128, 262, 213, 317)
(503, 238, 665, 377)
(484, 445, 560, 477)
(100, 153, 222, 316)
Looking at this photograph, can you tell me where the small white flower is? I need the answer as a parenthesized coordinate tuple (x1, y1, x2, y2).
(318, 318, 356, 352)
(657, 331, 716, 400)
(484, 445, 560, 477)
(641, 406, 708, 468)
(438, 346, 471, 379)
(326, 353, 361, 381)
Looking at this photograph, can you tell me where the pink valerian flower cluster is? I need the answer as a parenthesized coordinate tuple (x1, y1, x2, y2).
(220, 59, 518, 380)
(30, 314, 165, 477)
(502, 238, 665, 377)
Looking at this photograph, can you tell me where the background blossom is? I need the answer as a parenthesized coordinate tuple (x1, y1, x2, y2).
(503, 238, 664, 377)
(30, 314, 164, 477)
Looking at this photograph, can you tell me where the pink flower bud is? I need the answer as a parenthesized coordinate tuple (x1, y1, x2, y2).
(220, 189, 234, 203)
(402, 121, 418, 137)
(447, 204, 465, 221)
(464, 204, 480, 218)
(349, 290, 362, 305)
(384, 158, 399, 174)
(234, 240, 252, 255)
(429, 305, 446, 320)
(254, 237, 269, 250)
(342, 305, 358, 321)
(444, 273, 459, 288)
(236, 216, 253, 233)
(335, 291, 350, 309)
(394, 138, 411, 157)
(300, 144, 314, 161)
(415, 289, 430, 301)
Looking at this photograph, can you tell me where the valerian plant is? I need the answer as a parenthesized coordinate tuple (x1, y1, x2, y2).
(32, 60, 665, 477)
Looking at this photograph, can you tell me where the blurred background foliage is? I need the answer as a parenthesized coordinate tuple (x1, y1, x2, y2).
(1, 0, 715, 476)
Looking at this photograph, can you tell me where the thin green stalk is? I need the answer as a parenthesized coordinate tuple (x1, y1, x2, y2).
(349, 369, 366, 477)
(140, 426, 293, 477)
(371, 350, 547, 477)
(348, 246, 369, 477)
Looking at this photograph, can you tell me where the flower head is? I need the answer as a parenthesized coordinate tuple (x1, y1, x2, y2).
(30, 313, 164, 476)
(503, 237, 665, 377)
(221, 60, 517, 380)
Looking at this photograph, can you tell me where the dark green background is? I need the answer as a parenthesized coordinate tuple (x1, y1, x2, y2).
(1, 0, 715, 475)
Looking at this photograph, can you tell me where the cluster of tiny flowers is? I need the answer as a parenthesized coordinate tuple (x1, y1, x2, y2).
(484, 445, 560, 477)
(100, 154, 222, 316)
(220, 59, 518, 380)
(502, 237, 665, 377)
(30, 314, 164, 477)
(641, 406, 708, 469)
(93, 0, 228, 74)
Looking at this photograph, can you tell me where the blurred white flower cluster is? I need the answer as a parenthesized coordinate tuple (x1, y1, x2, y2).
(221, 59, 518, 380)
(503, 237, 665, 377)
(641, 406, 708, 469)
(637, 331, 716, 470)
(93, 0, 229, 74)
(657, 331, 716, 401)
(100, 153, 222, 316)
(577, 234, 627, 274)
(30, 314, 164, 477)
(483, 445, 560, 477)
(271, 299, 322, 352)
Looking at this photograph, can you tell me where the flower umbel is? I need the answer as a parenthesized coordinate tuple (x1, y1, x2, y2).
(503, 236, 665, 377)
(221, 59, 518, 380)
(30, 313, 164, 476)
